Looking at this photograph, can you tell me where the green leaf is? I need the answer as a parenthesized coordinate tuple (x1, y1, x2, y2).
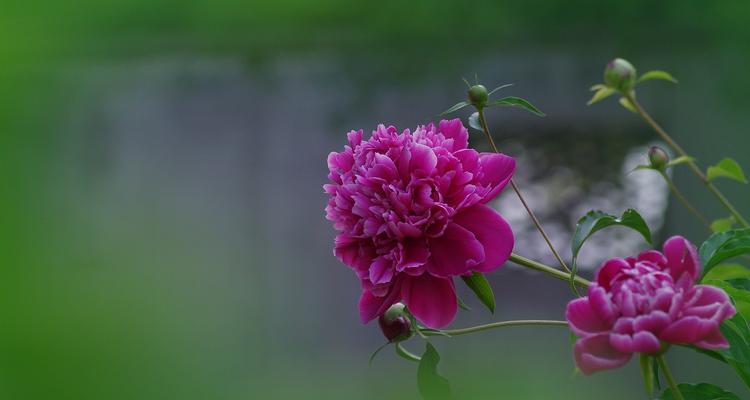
(665, 155, 695, 168)
(640, 354, 655, 397)
(638, 70, 678, 84)
(699, 229, 750, 276)
(488, 96, 545, 117)
(619, 97, 637, 113)
(395, 342, 421, 362)
(571, 209, 653, 260)
(656, 383, 739, 400)
(461, 272, 495, 314)
(468, 112, 482, 131)
(587, 86, 616, 105)
(703, 263, 750, 282)
(707, 158, 748, 184)
(488, 83, 513, 96)
(711, 217, 736, 233)
(417, 343, 451, 400)
(440, 101, 470, 116)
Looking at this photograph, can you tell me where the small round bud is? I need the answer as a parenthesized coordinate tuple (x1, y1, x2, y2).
(467, 84, 489, 107)
(604, 58, 637, 92)
(378, 303, 413, 342)
(648, 146, 670, 170)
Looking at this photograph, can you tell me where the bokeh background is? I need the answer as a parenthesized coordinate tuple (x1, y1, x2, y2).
(2, 1, 749, 399)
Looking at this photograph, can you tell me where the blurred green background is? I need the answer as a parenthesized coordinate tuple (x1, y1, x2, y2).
(2, 1, 749, 399)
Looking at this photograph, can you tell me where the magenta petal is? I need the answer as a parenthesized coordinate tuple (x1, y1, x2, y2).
(438, 118, 469, 150)
(409, 143, 438, 174)
(663, 235, 700, 282)
(695, 329, 730, 349)
(574, 334, 632, 375)
(399, 239, 430, 271)
(637, 250, 667, 266)
(358, 280, 402, 324)
(453, 204, 513, 273)
(588, 285, 616, 324)
(369, 256, 394, 285)
(595, 258, 630, 289)
(477, 153, 515, 202)
(566, 298, 611, 337)
(428, 222, 486, 277)
(334, 235, 360, 267)
(659, 316, 717, 344)
(402, 274, 457, 328)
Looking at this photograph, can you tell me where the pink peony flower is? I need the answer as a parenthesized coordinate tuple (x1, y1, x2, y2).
(324, 119, 515, 328)
(566, 236, 737, 375)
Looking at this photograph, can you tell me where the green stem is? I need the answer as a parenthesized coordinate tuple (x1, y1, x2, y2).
(476, 108, 572, 274)
(426, 319, 568, 336)
(509, 252, 590, 287)
(626, 94, 749, 228)
(658, 170, 711, 230)
(656, 355, 684, 400)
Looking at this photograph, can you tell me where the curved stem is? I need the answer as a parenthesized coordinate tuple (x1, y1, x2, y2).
(626, 94, 749, 228)
(476, 108, 572, 274)
(658, 170, 711, 230)
(428, 319, 568, 336)
(656, 355, 684, 400)
(509, 252, 590, 287)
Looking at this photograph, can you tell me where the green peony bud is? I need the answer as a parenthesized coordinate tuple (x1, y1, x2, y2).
(648, 146, 670, 170)
(604, 58, 637, 92)
(378, 303, 413, 342)
(467, 84, 489, 107)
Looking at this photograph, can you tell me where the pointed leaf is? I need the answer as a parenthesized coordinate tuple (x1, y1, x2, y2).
(417, 343, 451, 400)
(587, 86, 616, 105)
(440, 101, 470, 116)
(468, 112, 482, 131)
(703, 263, 750, 282)
(711, 217, 736, 233)
(488, 83, 514, 96)
(488, 96, 545, 117)
(699, 229, 750, 276)
(707, 158, 748, 183)
(665, 156, 695, 168)
(571, 209, 652, 260)
(461, 272, 495, 313)
(638, 70, 678, 84)
(619, 97, 637, 113)
(656, 383, 739, 399)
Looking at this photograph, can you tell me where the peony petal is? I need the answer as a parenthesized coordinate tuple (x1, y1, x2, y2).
(427, 222, 486, 277)
(453, 204, 514, 273)
(409, 143, 438, 174)
(637, 250, 667, 267)
(566, 298, 611, 337)
(369, 256, 394, 285)
(694, 329, 730, 349)
(663, 236, 700, 282)
(574, 334, 632, 375)
(398, 239, 431, 271)
(358, 280, 403, 324)
(595, 258, 630, 289)
(334, 235, 361, 268)
(438, 118, 469, 151)
(477, 153, 515, 202)
(588, 285, 616, 324)
(659, 316, 717, 344)
(402, 274, 457, 328)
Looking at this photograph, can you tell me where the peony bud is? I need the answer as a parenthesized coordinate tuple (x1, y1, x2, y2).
(378, 303, 413, 342)
(467, 84, 489, 107)
(648, 146, 669, 170)
(604, 58, 637, 92)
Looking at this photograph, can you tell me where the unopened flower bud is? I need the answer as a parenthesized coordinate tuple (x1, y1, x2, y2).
(648, 146, 669, 170)
(378, 303, 413, 342)
(468, 84, 489, 107)
(604, 58, 637, 92)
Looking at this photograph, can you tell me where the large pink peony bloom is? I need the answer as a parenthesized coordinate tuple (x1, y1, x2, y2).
(566, 236, 736, 375)
(324, 119, 515, 328)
